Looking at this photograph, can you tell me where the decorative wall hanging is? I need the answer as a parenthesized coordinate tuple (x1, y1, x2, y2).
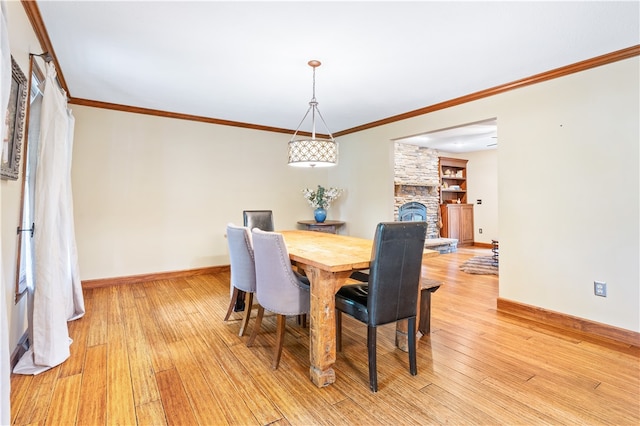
(1, 56, 28, 180)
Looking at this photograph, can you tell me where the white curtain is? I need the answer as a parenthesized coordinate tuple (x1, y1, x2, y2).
(0, 0, 12, 421)
(13, 62, 84, 375)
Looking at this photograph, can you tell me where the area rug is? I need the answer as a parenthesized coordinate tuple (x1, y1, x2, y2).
(459, 256, 499, 275)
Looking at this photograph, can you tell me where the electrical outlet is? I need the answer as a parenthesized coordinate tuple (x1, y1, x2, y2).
(479, 228, 483, 234)
(594, 281, 607, 297)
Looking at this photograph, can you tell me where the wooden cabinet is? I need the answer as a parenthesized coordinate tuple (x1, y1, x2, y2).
(439, 157, 474, 246)
(440, 204, 474, 246)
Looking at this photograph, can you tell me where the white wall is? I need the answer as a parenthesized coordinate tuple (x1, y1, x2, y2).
(330, 129, 396, 239)
(462, 149, 498, 244)
(497, 60, 638, 331)
(433, 149, 499, 245)
(335, 58, 639, 332)
(71, 106, 332, 279)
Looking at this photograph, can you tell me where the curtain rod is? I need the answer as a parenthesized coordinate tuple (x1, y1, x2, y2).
(29, 52, 52, 62)
(28, 52, 67, 101)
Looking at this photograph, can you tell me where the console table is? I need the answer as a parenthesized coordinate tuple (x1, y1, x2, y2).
(297, 220, 345, 234)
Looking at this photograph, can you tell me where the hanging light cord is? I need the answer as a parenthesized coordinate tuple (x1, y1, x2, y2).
(290, 60, 335, 142)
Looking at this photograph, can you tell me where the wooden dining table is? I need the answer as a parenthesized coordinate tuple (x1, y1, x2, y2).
(280, 229, 438, 388)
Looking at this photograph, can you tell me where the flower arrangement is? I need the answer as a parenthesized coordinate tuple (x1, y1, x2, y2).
(302, 185, 343, 209)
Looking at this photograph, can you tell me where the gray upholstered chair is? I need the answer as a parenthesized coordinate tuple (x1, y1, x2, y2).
(223, 223, 257, 336)
(247, 228, 310, 369)
(335, 221, 427, 392)
(233, 210, 275, 312)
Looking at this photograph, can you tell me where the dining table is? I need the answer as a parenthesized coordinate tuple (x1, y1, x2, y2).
(280, 229, 439, 388)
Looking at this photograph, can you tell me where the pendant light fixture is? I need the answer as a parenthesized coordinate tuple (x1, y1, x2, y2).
(287, 60, 338, 167)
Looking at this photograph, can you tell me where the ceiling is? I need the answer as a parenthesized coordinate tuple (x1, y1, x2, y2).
(34, 1, 639, 143)
(395, 118, 498, 153)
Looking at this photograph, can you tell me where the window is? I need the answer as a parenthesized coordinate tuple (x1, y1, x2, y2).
(15, 64, 43, 301)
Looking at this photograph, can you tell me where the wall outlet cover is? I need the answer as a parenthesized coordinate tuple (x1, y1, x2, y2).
(594, 281, 607, 297)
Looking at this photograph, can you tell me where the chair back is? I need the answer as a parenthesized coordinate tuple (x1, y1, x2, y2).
(367, 221, 427, 326)
(251, 229, 310, 316)
(243, 210, 274, 231)
(226, 223, 256, 293)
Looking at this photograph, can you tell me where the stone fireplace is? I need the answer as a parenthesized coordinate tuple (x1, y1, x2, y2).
(394, 142, 457, 253)
(394, 143, 440, 237)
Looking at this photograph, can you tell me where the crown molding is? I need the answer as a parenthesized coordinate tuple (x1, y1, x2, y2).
(68, 97, 304, 136)
(334, 45, 640, 136)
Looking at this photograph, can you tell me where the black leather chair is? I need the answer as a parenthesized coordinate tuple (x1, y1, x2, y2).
(335, 221, 427, 392)
(243, 210, 274, 232)
(233, 210, 275, 312)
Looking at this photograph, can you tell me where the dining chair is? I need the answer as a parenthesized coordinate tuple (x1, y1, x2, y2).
(335, 221, 427, 392)
(247, 228, 310, 369)
(223, 223, 257, 336)
(243, 210, 274, 232)
(233, 210, 275, 312)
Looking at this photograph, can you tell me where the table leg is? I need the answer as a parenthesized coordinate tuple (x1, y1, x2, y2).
(304, 267, 349, 387)
(418, 290, 433, 335)
(396, 285, 420, 351)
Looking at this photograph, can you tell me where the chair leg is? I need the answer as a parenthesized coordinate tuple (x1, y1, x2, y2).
(272, 314, 287, 369)
(223, 287, 240, 321)
(238, 293, 254, 337)
(408, 317, 417, 376)
(296, 313, 307, 328)
(234, 290, 246, 312)
(335, 311, 343, 351)
(246, 306, 265, 347)
(367, 325, 378, 392)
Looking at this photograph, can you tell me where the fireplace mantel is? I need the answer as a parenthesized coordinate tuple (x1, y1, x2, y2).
(394, 181, 439, 188)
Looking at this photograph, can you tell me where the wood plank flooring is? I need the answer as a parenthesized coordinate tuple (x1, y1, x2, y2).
(10, 247, 640, 425)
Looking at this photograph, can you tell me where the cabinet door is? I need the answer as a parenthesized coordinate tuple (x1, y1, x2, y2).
(445, 205, 461, 240)
(460, 204, 474, 245)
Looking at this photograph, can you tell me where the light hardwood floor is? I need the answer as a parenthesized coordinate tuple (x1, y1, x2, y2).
(10, 247, 640, 425)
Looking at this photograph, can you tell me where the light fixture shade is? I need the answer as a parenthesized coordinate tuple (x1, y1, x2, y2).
(288, 138, 338, 167)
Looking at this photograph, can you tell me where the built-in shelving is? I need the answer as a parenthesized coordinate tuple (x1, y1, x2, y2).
(439, 157, 468, 204)
(439, 157, 474, 246)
